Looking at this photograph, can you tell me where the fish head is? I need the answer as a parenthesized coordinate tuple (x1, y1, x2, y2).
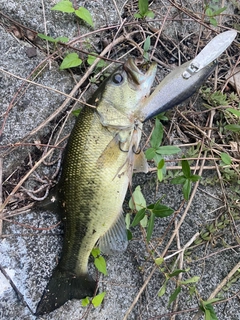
(95, 58, 157, 129)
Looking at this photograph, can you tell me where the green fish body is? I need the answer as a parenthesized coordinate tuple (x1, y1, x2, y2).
(36, 59, 157, 315)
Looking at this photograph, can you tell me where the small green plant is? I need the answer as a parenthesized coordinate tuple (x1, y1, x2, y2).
(52, 0, 93, 27)
(81, 292, 106, 307)
(127, 186, 174, 242)
(200, 298, 220, 320)
(143, 36, 151, 60)
(220, 152, 232, 165)
(225, 108, 240, 132)
(91, 247, 107, 276)
(157, 268, 200, 305)
(37, 34, 69, 44)
(134, 0, 155, 19)
(87, 53, 107, 70)
(204, 1, 226, 26)
(171, 159, 201, 200)
(60, 52, 82, 70)
(201, 87, 229, 107)
(145, 117, 181, 182)
(80, 248, 107, 308)
(37, 1, 99, 71)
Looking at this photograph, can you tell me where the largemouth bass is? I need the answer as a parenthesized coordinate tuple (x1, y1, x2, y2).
(36, 30, 237, 314)
(35, 59, 157, 315)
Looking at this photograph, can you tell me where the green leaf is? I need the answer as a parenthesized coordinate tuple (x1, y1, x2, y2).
(171, 175, 186, 185)
(183, 179, 191, 200)
(129, 186, 146, 211)
(168, 269, 187, 278)
(59, 52, 82, 70)
(72, 109, 81, 117)
(139, 0, 149, 15)
(87, 54, 106, 69)
(182, 159, 191, 178)
(158, 281, 167, 297)
(75, 7, 94, 27)
(155, 257, 164, 266)
(147, 212, 155, 242)
(190, 174, 201, 182)
(127, 229, 132, 240)
(226, 108, 240, 117)
(202, 303, 218, 320)
(38, 34, 57, 42)
(157, 158, 166, 181)
(225, 124, 240, 132)
(205, 309, 211, 320)
(51, 0, 75, 13)
(81, 296, 90, 306)
(94, 256, 107, 275)
(157, 159, 165, 169)
(131, 208, 146, 227)
(150, 118, 163, 148)
(143, 36, 151, 52)
(92, 292, 106, 307)
(180, 276, 200, 285)
(145, 10, 155, 18)
(210, 17, 217, 26)
(140, 215, 148, 227)
(152, 203, 174, 218)
(156, 113, 168, 121)
(156, 146, 181, 155)
(220, 152, 232, 165)
(91, 247, 100, 258)
(38, 34, 69, 44)
(87, 54, 97, 65)
(125, 213, 131, 229)
(145, 147, 156, 160)
(201, 298, 221, 307)
(213, 7, 226, 16)
(205, 7, 213, 17)
(134, 13, 142, 18)
(55, 36, 69, 43)
(168, 286, 181, 305)
(157, 168, 163, 182)
(143, 51, 149, 61)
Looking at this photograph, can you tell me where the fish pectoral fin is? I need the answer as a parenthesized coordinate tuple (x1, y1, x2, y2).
(35, 267, 96, 315)
(133, 150, 148, 173)
(97, 135, 121, 168)
(99, 212, 128, 255)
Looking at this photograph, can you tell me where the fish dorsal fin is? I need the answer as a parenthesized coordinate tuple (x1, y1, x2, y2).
(99, 212, 128, 255)
(133, 150, 148, 173)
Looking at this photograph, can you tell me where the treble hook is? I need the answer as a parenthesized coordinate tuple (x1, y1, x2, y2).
(132, 145, 141, 154)
(119, 141, 128, 153)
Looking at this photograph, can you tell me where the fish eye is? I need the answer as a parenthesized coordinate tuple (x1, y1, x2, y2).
(112, 73, 124, 84)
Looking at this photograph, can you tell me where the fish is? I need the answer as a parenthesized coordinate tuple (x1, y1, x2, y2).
(35, 59, 157, 315)
(36, 30, 237, 315)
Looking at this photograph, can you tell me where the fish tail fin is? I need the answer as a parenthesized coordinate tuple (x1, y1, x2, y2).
(35, 267, 96, 315)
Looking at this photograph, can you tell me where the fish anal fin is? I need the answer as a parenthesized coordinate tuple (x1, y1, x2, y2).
(99, 212, 128, 255)
(35, 267, 96, 315)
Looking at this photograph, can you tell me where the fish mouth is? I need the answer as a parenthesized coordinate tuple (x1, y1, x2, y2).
(123, 58, 157, 86)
